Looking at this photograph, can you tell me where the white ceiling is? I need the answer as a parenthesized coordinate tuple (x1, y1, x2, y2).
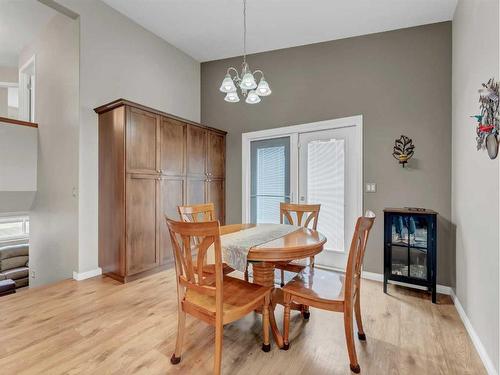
(103, 0, 457, 62)
(0, 0, 57, 67)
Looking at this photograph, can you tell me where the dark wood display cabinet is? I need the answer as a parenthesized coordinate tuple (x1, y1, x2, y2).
(383, 208, 438, 303)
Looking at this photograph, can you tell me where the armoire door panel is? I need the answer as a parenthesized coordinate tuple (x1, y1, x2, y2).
(187, 178, 206, 205)
(186, 125, 207, 176)
(207, 179, 225, 224)
(126, 108, 158, 173)
(160, 117, 185, 176)
(207, 131, 225, 178)
(159, 177, 184, 265)
(126, 174, 159, 275)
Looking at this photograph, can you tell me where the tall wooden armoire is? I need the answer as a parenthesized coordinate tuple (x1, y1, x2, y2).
(95, 99, 226, 282)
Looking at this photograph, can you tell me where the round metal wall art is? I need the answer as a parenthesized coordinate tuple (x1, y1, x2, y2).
(473, 78, 499, 159)
(392, 135, 414, 167)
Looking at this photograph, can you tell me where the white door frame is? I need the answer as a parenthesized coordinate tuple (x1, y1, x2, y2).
(241, 115, 363, 224)
(18, 55, 36, 122)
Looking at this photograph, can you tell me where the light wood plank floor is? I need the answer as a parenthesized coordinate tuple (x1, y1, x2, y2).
(0, 269, 485, 374)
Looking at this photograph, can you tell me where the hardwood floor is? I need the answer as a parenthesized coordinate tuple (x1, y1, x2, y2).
(0, 269, 486, 374)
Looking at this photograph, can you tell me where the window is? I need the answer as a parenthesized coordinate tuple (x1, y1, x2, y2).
(250, 137, 290, 223)
(0, 216, 30, 241)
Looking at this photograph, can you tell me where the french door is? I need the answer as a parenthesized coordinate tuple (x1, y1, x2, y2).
(244, 117, 362, 270)
(298, 127, 360, 269)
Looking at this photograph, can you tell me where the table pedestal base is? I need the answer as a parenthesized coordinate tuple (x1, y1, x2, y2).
(251, 262, 308, 349)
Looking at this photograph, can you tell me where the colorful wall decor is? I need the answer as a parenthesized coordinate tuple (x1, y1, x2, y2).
(473, 78, 499, 159)
(392, 135, 415, 167)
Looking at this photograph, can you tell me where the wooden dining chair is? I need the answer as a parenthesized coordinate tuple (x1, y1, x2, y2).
(275, 203, 321, 290)
(178, 203, 234, 276)
(167, 218, 272, 375)
(282, 212, 375, 374)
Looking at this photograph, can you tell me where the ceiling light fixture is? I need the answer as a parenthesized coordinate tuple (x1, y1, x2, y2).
(219, 0, 271, 104)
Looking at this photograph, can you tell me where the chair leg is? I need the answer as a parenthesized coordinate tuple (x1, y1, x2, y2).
(282, 293, 291, 350)
(354, 289, 366, 341)
(214, 321, 223, 375)
(302, 305, 310, 320)
(344, 307, 360, 373)
(244, 263, 249, 282)
(262, 294, 271, 352)
(170, 308, 186, 365)
(309, 256, 315, 268)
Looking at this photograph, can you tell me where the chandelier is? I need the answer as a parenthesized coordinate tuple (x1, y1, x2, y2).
(219, 0, 271, 104)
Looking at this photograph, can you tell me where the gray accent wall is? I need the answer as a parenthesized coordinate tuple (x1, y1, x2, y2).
(452, 0, 499, 371)
(201, 22, 453, 286)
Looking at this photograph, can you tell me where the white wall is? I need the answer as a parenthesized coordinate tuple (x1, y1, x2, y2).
(452, 0, 499, 372)
(19, 13, 80, 287)
(57, 0, 201, 274)
(0, 121, 37, 213)
(0, 122, 37, 191)
(0, 66, 18, 118)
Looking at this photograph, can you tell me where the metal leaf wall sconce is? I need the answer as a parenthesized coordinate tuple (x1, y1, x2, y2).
(392, 135, 414, 167)
(473, 78, 499, 159)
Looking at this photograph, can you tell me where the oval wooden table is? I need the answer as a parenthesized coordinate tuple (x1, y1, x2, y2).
(220, 224, 327, 349)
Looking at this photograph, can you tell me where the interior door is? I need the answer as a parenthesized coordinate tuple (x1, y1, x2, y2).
(126, 108, 158, 174)
(249, 137, 291, 223)
(159, 176, 184, 266)
(298, 126, 361, 269)
(126, 174, 159, 275)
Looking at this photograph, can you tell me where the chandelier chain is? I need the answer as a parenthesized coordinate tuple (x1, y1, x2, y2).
(243, 0, 247, 64)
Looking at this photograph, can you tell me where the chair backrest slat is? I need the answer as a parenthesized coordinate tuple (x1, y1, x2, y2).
(178, 203, 215, 223)
(280, 203, 321, 230)
(344, 211, 375, 302)
(167, 218, 223, 297)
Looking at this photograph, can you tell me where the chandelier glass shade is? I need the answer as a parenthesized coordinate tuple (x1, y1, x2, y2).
(219, 0, 271, 104)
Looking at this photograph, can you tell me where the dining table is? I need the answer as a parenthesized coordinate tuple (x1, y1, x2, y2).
(220, 223, 327, 349)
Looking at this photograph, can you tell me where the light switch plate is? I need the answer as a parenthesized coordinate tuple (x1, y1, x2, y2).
(365, 183, 377, 193)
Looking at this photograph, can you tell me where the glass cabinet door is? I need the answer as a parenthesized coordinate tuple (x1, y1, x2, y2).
(410, 247, 427, 279)
(391, 245, 408, 276)
(409, 216, 428, 248)
(390, 214, 429, 280)
(390, 215, 408, 246)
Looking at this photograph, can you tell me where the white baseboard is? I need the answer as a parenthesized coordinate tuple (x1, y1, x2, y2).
(451, 293, 498, 375)
(361, 270, 497, 374)
(360, 271, 453, 296)
(72, 268, 102, 281)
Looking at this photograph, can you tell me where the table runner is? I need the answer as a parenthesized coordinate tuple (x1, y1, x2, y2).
(220, 224, 300, 272)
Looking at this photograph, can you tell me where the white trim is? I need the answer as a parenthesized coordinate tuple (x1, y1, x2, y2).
(241, 115, 363, 223)
(72, 268, 102, 281)
(452, 293, 498, 375)
(18, 55, 36, 122)
(0, 82, 18, 88)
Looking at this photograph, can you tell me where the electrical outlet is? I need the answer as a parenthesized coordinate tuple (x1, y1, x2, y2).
(365, 183, 377, 193)
(31, 270, 36, 279)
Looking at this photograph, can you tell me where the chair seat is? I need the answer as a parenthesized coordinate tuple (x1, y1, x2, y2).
(194, 263, 234, 276)
(283, 266, 346, 305)
(274, 260, 307, 273)
(184, 276, 271, 324)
